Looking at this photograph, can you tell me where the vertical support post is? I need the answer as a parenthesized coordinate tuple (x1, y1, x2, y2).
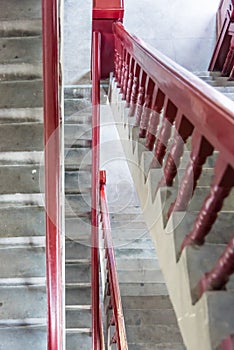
(92, 31, 101, 350)
(42, 0, 62, 349)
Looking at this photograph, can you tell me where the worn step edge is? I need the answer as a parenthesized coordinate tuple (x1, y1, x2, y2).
(0, 277, 45, 286)
(0, 107, 43, 122)
(0, 318, 46, 328)
(0, 236, 45, 246)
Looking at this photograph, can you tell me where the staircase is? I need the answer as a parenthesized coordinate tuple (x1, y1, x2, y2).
(0, 0, 46, 348)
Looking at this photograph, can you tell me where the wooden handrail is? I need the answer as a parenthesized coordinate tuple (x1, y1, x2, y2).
(114, 22, 234, 167)
(100, 170, 128, 350)
(91, 30, 102, 350)
(42, 0, 62, 349)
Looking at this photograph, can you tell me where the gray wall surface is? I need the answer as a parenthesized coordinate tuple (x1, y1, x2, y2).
(64, 0, 220, 84)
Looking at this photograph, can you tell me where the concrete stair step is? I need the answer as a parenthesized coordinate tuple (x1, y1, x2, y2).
(64, 85, 92, 100)
(64, 148, 91, 171)
(114, 247, 157, 259)
(65, 216, 91, 241)
(65, 113, 92, 124)
(214, 86, 234, 93)
(0, 63, 42, 81)
(110, 212, 145, 222)
(121, 295, 172, 310)
(112, 239, 155, 250)
(65, 170, 91, 194)
(0, 245, 45, 279)
(66, 305, 91, 328)
(0, 36, 42, 64)
(66, 283, 91, 305)
(0, 151, 43, 165)
(117, 269, 164, 283)
(0, 123, 43, 151)
(0, 0, 41, 21)
(0, 80, 42, 108)
(126, 324, 183, 344)
(0, 20, 41, 37)
(115, 258, 159, 270)
(65, 194, 91, 217)
(0, 164, 43, 194)
(185, 244, 234, 302)
(223, 92, 234, 100)
(65, 238, 91, 260)
(66, 329, 92, 350)
(128, 342, 185, 350)
(64, 98, 92, 116)
(124, 308, 178, 326)
(193, 71, 221, 77)
(119, 282, 168, 296)
(0, 283, 46, 319)
(64, 124, 92, 147)
(0, 193, 44, 208)
(0, 206, 45, 237)
(65, 260, 91, 283)
(0, 326, 46, 350)
(0, 107, 43, 123)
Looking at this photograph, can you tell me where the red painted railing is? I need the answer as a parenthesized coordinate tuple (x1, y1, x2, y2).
(113, 21, 234, 346)
(42, 0, 62, 349)
(99, 171, 128, 349)
(91, 30, 103, 350)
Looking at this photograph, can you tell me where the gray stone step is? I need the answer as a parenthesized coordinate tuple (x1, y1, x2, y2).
(65, 194, 91, 217)
(114, 247, 157, 259)
(0, 283, 46, 319)
(121, 295, 172, 310)
(65, 170, 91, 194)
(64, 148, 91, 171)
(0, 245, 45, 279)
(65, 238, 91, 260)
(64, 99, 92, 116)
(116, 258, 159, 270)
(64, 85, 92, 100)
(128, 342, 185, 350)
(0, 0, 41, 20)
(124, 308, 178, 326)
(214, 86, 234, 93)
(0, 80, 42, 109)
(64, 124, 92, 147)
(66, 330, 92, 350)
(223, 92, 234, 100)
(126, 324, 183, 344)
(66, 283, 91, 305)
(65, 260, 91, 283)
(0, 326, 46, 350)
(0, 36, 42, 64)
(119, 282, 168, 296)
(0, 165, 43, 194)
(66, 306, 91, 328)
(0, 206, 45, 237)
(0, 108, 43, 123)
(0, 151, 43, 165)
(0, 20, 41, 37)
(0, 123, 43, 151)
(0, 63, 42, 81)
(117, 269, 164, 283)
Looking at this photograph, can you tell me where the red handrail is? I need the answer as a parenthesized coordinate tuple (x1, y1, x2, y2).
(42, 0, 62, 349)
(91, 30, 102, 349)
(100, 171, 128, 349)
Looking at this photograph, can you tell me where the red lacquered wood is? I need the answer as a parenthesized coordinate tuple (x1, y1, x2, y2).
(168, 131, 213, 217)
(92, 31, 101, 350)
(150, 99, 177, 168)
(135, 71, 147, 125)
(181, 158, 234, 250)
(221, 38, 234, 76)
(100, 170, 128, 350)
(125, 58, 135, 107)
(42, 1, 62, 349)
(198, 233, 234, 294)
(139, 78, 154, 138)
(221, 335, 234, 350)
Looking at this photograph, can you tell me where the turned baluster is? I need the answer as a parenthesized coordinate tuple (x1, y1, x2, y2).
(145, 89, 165, 150)
(168, 131, 213, 217)
(120, 62, 126, 93)
(128, 76, 139, 116)
(122, 62, 129, 100)
(150, 99, 177, 168)
(125, 58, 134, 107)
(135, 87, 145, 125)
(114, 51, 119, 82)
(157, 116, 194, 188)
(117, 55, 123, 88)
(181, 158, 234, 250)
(197, 233, 234, 296)
(139, 94, 152, 137)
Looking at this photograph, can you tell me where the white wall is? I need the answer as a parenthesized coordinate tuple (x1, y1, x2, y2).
(64, 0, 220, 84)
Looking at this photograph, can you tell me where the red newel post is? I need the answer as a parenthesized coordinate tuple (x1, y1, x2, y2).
(92, 0, 124, 79)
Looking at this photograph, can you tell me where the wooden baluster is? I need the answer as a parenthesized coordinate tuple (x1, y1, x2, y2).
(135, 87, 145, 125)
(168, 131, 214, 217)
(222, 37, 234, 76)
(198, 233, 234, 295)
(117, 55, 123, 88)
(114, 51, 119, 82)
(150, 99, 177, 168)
(122, 58, 129, 100)
(181, 158, 234, 250)
(158, 116, 194, 188)
(145, 89, 165, 150)
(139, 79, 155, 138)
(120, 49, 127, 93)
(125, 58, 134, 107)
(128, 64, 140, 116)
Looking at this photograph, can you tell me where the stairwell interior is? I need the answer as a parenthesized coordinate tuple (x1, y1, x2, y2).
(0, 0, 234, 349)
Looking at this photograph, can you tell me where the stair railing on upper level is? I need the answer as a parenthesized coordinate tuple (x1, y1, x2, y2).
(99, 170, 128, 350)
(42, 0, 62, 349)
(113, 21, 234, 349)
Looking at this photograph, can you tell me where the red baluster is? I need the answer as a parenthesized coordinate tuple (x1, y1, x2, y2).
(117, 55, 123, 87)
(120, 61, 126, 93)
(198, 234, 234, 295)
(139, 94, 152, 137)
(150, 99, 177, 168)
(168, 131, 213, 217)
(222, 37, 234, 76)
(122, 63, 129, 100)
(158, 116, 194, 188)
(181, 158, 234, 249)
(135, 87, 145, 125)
(145, 89, 165, 150)
(128, 76, 139, 116)
(125, 72, 133, 108)
(114, 49, 118, 80)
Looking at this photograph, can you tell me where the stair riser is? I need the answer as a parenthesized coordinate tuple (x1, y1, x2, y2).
(0, 328, 46, 350)
(0, 20, 41, 37)
(64, 99, 92, 116)
(65, 264, 91, 283)
(65, 194, 91, 217)
(126, 325, 183, 344)
(0, 65, 42, 81)
(66, 332, 91, 350)
(0, 124, 43, 152)
(65, 171, 91, 194)
(64, 125, 92, 146)
(0, 37, 42, 64)
(64, 148, 91, 170)
(120, 283, 168, 297)
(117, 269, 164, 283)
(65, 240, 91, 260)
(66, 309, 91, 328)
(64, 87, 92, 100)
(124, 309, 178, 326)
(66, 286, 91, 305)
(0, 0, 41, 20)
(0, 80, 42, 108)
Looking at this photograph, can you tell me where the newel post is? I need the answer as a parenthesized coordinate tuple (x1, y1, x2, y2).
(92, 0, 124, 79)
